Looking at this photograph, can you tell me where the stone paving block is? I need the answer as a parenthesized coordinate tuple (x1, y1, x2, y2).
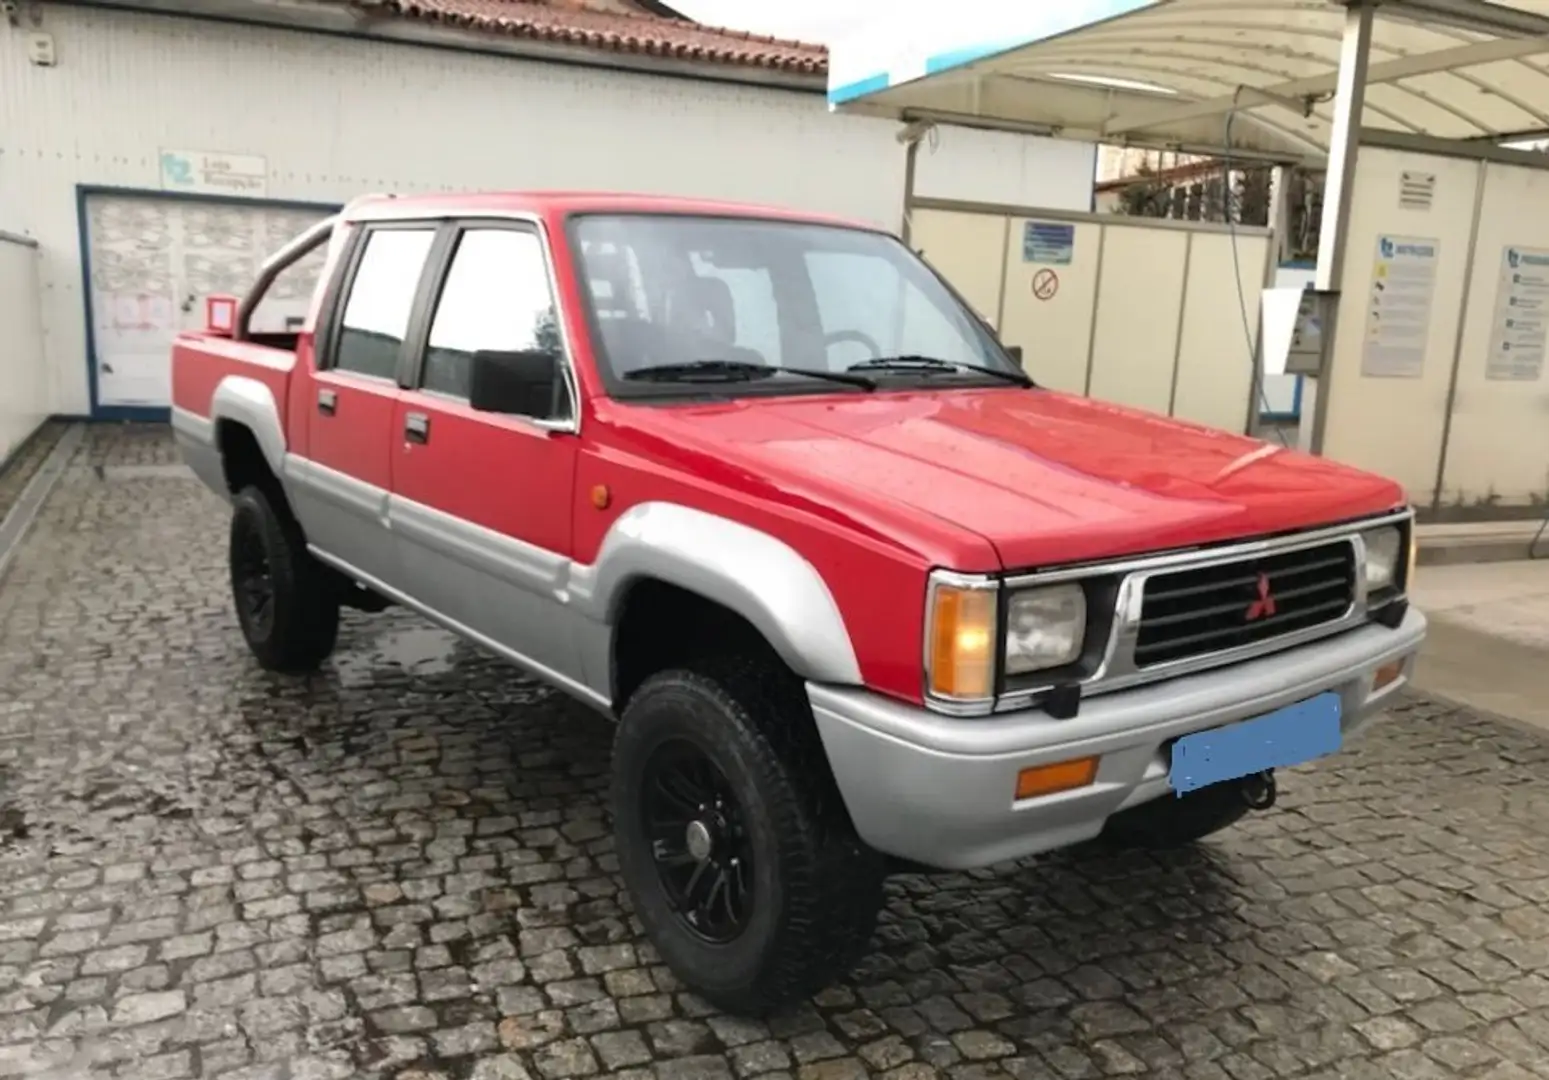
(0, 423, 1548, 1078)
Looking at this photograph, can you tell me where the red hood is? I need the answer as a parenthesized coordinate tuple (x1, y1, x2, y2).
(605, 387, 1406, 572)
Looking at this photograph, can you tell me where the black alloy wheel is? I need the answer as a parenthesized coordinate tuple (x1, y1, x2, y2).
(611, 664, 887, 1015)
(227, 485, 341, 673)
(231, 510, 277, 641)
(641, 739, 754, 944)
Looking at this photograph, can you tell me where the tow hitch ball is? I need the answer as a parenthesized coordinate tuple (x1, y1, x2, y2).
(1239, 770, 1277, 811)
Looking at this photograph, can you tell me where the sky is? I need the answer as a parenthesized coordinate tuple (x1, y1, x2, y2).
(669, 0, 1041, 49)
(668, 1, 1163, 89)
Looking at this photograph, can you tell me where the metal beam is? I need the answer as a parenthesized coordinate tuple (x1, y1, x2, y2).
(1360, 126, 1549, 169)
(1366, 0, 1549, 38)
(1104, 36, 1549, 137)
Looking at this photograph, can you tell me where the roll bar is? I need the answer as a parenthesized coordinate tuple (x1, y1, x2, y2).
(233, 214, 339, 341)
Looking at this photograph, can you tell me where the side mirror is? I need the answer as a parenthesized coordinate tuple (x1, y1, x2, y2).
(470, 349, 562, 419)
(1005, 344, 1024, 366)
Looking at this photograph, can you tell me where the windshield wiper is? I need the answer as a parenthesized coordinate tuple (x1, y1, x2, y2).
(623, 360, 875, 390)
(847, 355, 1033, 387)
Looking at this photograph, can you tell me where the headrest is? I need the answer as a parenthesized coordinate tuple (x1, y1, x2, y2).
(671, 274, 737, 342)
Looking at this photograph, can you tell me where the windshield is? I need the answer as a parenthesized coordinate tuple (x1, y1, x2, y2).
(568, 214, 1024, 396)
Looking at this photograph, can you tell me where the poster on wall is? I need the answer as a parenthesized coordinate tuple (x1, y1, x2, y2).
(1022, 221, 1075, 264)
(95, 293, 176, 407)
(1485, 245, 1549, 382)
(1360, 234, 1438, 378)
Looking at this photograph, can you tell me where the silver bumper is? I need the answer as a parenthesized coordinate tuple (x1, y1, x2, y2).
(808, 606, 1427, 870)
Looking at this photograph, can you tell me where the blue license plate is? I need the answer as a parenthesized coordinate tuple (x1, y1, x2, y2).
(1169, 692, 1343, 796)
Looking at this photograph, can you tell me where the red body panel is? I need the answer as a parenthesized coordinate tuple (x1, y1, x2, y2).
(307, 372, 399, 492)
(392, 393, 579, 557)
(169, 336, 294, 423)
(170, 190, 1409, 710)
(597, 388, 1404, 571)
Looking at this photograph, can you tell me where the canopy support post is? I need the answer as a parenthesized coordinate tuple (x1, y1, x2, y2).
(1307, 0, 1375, 456)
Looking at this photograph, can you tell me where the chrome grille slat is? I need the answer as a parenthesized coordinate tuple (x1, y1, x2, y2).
(1134, 540, 1358, 668)
(1142, 577, 1349, 630)
(1143, 553, 1352, 604)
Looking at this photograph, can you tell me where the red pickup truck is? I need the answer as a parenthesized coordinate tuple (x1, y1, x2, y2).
(171, 191, 1426, 1015)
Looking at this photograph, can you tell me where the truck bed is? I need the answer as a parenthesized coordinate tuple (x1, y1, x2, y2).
(169, 331, 297, 426)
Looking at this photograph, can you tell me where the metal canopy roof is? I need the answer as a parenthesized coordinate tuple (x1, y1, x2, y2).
(827, 0, 1549, 162)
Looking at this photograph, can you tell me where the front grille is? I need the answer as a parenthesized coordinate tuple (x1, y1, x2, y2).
(1134, 540, 1357, 668)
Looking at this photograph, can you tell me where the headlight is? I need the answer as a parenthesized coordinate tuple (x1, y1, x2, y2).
(1005, 584, 1086, 674)
(1362, 526, 1402, 593)
(926, 577, 998, 701)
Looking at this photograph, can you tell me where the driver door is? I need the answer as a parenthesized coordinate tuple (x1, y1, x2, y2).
(388, 221, 584, 684)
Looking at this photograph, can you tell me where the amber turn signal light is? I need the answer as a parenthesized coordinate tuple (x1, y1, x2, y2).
(1015, 756, 1099, 801)
(927, 582, 996, 700)
(1373, 660, 1403, 692)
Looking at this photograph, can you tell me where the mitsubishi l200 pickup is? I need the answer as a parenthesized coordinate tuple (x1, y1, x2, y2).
(171, 191, 1426, 1015)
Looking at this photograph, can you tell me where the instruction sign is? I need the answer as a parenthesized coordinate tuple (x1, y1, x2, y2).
(1486, 245, 1549, 382)
(1023, 221, 1075, 265)
(1361, 234, 1438, 378)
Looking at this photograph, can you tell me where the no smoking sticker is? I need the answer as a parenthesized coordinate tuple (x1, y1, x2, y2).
(1032, 269, 1059, 300)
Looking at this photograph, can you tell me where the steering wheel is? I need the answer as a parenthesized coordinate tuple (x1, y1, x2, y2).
(823, 329, 881, 361)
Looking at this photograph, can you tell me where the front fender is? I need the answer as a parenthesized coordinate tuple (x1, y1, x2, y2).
(569, 502, 862, 686)
(210, 375, 288, 478)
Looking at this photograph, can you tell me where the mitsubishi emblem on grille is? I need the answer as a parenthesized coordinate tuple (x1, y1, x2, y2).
(1245, 572, 1277, 621)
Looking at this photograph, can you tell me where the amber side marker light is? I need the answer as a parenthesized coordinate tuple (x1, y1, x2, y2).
(1015, 756, 1099, 801)
(1373, 660, 1404, 692)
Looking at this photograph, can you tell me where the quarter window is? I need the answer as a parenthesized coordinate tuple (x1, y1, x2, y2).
(422, 228, 567, 418)
(333, 227, 436, 379)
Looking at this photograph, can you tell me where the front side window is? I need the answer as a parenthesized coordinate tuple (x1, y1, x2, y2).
(569, 214, 1020, 398)
(333, 227, 436, 379)
(421, 228, 569, 419)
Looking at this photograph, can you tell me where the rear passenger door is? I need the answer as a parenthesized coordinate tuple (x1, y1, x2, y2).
(388, 221, 584, 685)
(297, 222, 438, 585)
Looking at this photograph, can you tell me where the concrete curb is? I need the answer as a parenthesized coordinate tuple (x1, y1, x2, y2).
(1418, 521, 1549, 566)
(0, 423, 84, 585)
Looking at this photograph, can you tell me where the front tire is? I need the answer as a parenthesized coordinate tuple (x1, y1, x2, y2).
(611, 665, 885, 1016)
(228, 485, 340, 673)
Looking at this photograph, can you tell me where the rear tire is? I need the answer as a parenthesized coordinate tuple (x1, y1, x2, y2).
(611, 663, 885, 1016)
(228, 485, 340, 673)
(1099, 781, 1253, 849)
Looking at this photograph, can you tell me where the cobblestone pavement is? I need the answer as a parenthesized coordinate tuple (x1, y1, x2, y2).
(4, 425, 1549, 1080)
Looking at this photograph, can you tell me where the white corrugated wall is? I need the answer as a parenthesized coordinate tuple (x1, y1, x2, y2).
(0, 6, 1097, 418)
(0, 234, 49, 464)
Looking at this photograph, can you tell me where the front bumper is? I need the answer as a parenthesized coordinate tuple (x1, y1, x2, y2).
(808, 606, 1427, 870)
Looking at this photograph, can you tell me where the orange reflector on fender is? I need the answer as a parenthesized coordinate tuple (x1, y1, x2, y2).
(1015, 757, 1099, 801)
(1374, 660, 1403, 691)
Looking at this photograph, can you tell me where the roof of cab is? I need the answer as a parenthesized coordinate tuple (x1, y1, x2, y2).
(341, 190, 882, 232)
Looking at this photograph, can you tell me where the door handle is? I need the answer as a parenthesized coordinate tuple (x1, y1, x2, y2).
(317, 388, 337, 416)
(404, 412, 430, 445)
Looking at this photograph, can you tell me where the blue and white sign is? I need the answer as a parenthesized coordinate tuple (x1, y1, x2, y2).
(159, 148, 268, 198)
(1022, 221, 1075, 265)
(826, 0, 1163, 106)
(1488, 245, 1549, 381)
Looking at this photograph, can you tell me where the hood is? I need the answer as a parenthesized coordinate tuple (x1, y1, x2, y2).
(608, 387, 1406, 572)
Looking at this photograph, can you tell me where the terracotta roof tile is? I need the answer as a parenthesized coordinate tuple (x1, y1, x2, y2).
(353, 0, 829, 74)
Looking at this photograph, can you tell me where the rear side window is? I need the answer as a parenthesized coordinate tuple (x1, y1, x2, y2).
(333, 227, 436, 379)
